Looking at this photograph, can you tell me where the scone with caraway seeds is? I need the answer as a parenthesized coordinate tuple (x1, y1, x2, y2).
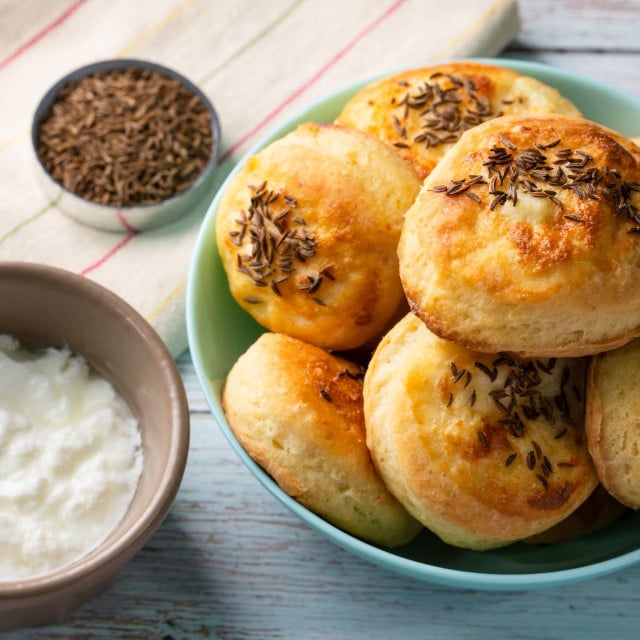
(216, 122, 421, 352)
(222, 332, 422, 548)
(335, 61, 581, 180)
(585, 339, 640, 509)
(363, 313, 598, 551)
(399, 113, 640, 357)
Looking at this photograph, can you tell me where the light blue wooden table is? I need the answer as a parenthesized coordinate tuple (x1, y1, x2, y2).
(6, 1, 640, 637)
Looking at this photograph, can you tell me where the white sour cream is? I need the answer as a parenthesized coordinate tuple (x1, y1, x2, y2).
(0, 334, 143, 581)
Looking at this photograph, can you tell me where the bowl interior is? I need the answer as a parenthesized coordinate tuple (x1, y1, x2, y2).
(187, 58, 640, 589)
(0, 263, 188, 610)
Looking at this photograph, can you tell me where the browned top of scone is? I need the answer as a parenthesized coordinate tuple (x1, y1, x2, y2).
(399, 113, 640, 357)
(222, 332, 422, 547)
(364, 313, 599, 549)
(336, 61, 580, 180)
(585, 338, 640, 509)
(216, 122, 420, 351)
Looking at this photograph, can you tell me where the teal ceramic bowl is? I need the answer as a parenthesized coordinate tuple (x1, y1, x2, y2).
(187, 59, 640, 590)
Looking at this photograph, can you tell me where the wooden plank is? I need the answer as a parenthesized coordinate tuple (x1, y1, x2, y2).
(501, 50, 640, 98)
(4, 2, 640, 638)
(513, 0, 640, 51)
(5, 411, 638, 640)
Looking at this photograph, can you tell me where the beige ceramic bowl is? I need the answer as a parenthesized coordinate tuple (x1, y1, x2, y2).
(0, 261, 190, 631)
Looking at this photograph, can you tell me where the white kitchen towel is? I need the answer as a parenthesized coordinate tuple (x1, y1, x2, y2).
(0, 0, 519, 357)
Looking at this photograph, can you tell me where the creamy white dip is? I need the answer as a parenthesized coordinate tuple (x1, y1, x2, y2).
(0, 335, 143, 581)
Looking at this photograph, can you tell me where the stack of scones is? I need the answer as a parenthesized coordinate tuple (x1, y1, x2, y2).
(215, 62, 640, 550)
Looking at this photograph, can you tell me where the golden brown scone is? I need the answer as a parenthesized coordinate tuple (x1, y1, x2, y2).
(524, 485, 628, 544)
(632, 136, 640, 147)
(399, 113, 640, 358)
(585, 339, 640, 509)
(222, 332, 423, 547)
(363, 313, 599, 551)
(335, 61, 581, 180)
(216, 122, 421, 352)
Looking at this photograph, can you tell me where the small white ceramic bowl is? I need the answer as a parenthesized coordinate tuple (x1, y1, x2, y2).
(31, 59, 221, 232)
(0, 262, 190, 631)
(187, 58, 640, 591)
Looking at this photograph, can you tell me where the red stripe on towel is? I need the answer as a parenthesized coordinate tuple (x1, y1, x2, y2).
(80, 232, 139, 276)
(218, 0, 406, 164)
(116, 210, 141, 234)
(0, 0, 88, 71)
(78, 0, 405, 275)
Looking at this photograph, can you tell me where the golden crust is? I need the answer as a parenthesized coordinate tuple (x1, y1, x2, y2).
(222, 332, 423, 547)
(335, 62, 581, 180)
(216, 122, 420, 352)
(399, 113, 640, 358)
(363, 313, 599, 550)
(585, 339, 640, 509)
(524, 485, 628, 544)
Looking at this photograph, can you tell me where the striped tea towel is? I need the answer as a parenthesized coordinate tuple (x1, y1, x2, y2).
(0, 0, 519, 357)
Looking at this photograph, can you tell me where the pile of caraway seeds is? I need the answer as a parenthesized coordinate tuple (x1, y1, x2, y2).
(36, 66, 215, 207)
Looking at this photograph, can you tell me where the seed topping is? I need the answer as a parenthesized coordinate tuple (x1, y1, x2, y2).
(336, 366, 366, 381)
(392, 73, 502, 149)
(445, 354, 577, 484)
(432, 136, 640, 229)
(230, 182, 334, 304)
(36, 67, 214, 207)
